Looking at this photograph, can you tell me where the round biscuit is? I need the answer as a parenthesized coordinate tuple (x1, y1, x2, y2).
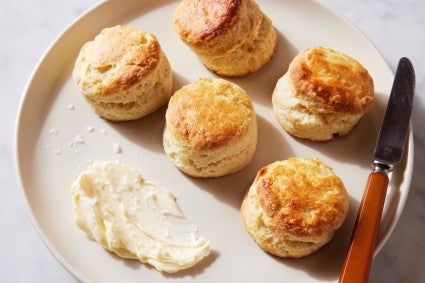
(72, 25, 173, 121)
(289, 46, 374, 114)
(163, 77, 257, 177)
(172, 0, 278, 77)
(272, 46, 374, 141)
(241, 158, 349, 258)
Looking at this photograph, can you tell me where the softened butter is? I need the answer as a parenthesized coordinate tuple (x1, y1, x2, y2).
(71, 162, 210, 273)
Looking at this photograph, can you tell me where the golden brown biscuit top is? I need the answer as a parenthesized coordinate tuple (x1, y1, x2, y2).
(74, 25, 160, 95)
(255, 158, 349, 238)
(166, 78, 254, 150)
(172, 0, 242, 43)
(289, 47, 374, 114)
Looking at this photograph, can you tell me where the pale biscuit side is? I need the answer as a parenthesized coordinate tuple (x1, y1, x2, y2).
(73, 25, 173, 121)
(163, 78, 257, 177)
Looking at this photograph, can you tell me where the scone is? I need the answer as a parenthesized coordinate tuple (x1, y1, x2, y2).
(241, 158, 349, 258)
(172, 0, 278, 77)
(272, 46, 374, 141)
(163, 77, 257, 178)
(72, 25, 173, 121)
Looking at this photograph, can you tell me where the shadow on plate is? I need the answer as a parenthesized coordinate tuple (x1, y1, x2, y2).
(186, 115, 295, 209)
(108, 244, 219, 278)
(231, 30, 298, 107)
(108, 72, 189, 153)
(289, 92, 389, 168)
(163, 250, 220, 279)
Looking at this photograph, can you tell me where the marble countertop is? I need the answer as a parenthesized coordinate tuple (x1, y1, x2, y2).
(1, 0, 423, 282)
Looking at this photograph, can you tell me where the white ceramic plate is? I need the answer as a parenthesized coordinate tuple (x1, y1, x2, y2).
(15, 0, 413, 282)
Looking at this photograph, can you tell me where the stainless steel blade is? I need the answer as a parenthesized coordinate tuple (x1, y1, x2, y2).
(373, 57, 415, 169)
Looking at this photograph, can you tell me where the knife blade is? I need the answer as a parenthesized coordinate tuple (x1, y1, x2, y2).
(339, 57, 415, 283)
(373, 57, 415, 168)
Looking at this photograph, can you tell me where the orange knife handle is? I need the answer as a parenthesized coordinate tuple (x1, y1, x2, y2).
(339, 172, 389, 283)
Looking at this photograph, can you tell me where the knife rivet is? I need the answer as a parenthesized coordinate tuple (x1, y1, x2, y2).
(372, 161, 392, 175)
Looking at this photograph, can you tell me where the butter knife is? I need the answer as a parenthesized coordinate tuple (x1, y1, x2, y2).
(339, 57, 415, 283)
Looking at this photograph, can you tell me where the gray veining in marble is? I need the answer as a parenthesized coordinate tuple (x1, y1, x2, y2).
(1, 0, 424, 282)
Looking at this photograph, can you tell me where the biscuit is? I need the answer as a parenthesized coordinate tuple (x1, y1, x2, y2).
(272, 47, 374, 141)
(172, 0, 278, 77)
(163, 77, 257, 178)
(241, 158, 349, 258)
(72, 25, 173, 121)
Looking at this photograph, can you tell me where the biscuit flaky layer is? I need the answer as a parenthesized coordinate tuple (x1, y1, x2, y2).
(241, 158, 349, 258)
(172, 0, 278, 77)
(272, 46, 374, 141)
(289, 47, 374, 114)
(163, 78, 257, 178)
(72, 25, 173, 121)
(166, 77, 254, 150)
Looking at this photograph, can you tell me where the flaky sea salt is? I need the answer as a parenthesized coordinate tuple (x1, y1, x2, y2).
(55, 149, 61, 155)
(74, 134, 84, 144)
(86, 126, 95, 132)
(49, 129, 58, 135)
(100, 129, 107, 135)
(68, 104, 75, 110)
(113, 143, 122, 154)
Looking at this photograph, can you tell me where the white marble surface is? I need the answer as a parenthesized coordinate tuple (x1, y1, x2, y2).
(1, 0, 424, 282)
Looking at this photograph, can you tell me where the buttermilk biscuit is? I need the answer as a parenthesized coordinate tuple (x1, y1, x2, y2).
(172, 0, 278, 77)
(72, 25, 173, 121)
(163, 78, 257, 178)
(272, 47, 374, 141)
(241, 158, 349, 258)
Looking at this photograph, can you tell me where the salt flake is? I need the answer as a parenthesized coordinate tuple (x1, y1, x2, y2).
(74, 134, 84, 144)
(113, 143, 122, 154)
